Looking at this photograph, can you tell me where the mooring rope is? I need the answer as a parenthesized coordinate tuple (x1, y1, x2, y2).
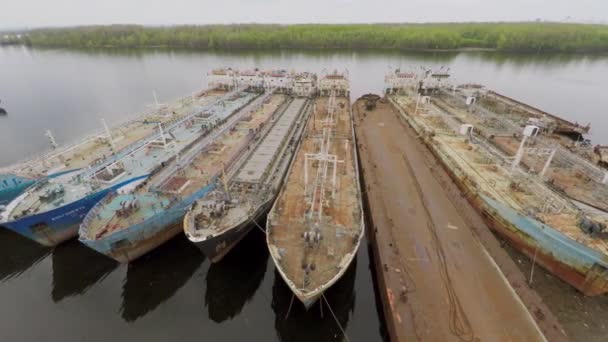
(249, 216, 266, 234)
(322, 294, 351, 342)
(285, 293, 296, 319)
(529, 245, 539, 287)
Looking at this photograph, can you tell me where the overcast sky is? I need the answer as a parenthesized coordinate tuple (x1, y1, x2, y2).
(1, 0, 606, 28)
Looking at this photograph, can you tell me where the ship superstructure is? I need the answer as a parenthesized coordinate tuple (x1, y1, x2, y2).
(266, 71, 364, 308)
(208, 68, 317, 96)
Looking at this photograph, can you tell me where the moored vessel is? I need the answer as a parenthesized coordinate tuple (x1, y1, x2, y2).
(387, 67, 608, 296)
(266, 71, 364, 309)
(1, 87, 251, 246)
(77, 88, 273, 262)
(185, 85, 313, 262)
(0, 92, 200, 205)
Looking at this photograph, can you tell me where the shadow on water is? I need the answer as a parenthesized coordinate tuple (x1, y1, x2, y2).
(0, 228, 50, 282)
(205, 229, 269, 323)
(51, 239, 118, 302)
(271, 257, 357, 342)
(120, 231, 205, 322)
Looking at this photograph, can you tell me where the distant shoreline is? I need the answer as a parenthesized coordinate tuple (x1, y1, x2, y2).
(4, 23, 608, 53)
(4, 42, 500, 53)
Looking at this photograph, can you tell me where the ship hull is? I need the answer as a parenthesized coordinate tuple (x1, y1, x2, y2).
(268, 93, 365, 310)
(271, 221, 364, 310)
(391, 97, 608, 296)
(192, 201, 270, 263)
(480, 195, 608, 296)
(81, 182, 216, 263)
(1, 175, 149, 246)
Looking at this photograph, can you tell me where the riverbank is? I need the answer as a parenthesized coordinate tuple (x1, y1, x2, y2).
(8, 23, 608, 53)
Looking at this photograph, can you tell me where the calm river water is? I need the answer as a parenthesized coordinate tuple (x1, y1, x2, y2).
(1, 46, 608, 341)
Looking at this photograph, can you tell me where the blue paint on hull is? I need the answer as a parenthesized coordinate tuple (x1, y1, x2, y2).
(0, 169, 80, 206)
(482, 194, 608, 287)
(0, 176, 35, 206)
(2, 175, 149, 246)
(81, 182, 217, 262)
(484, 195, 608, 267)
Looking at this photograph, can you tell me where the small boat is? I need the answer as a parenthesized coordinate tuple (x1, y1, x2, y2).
(266, 71, 364, 309)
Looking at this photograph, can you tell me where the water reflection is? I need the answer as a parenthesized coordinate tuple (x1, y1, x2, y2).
(48, 46, 461, 62)
(51, 239, 118, 302)
(204, 230, 268, 323)
(2, 45, 608, 167)
(271, 258, 357, 342)
(463, 51, 608, 68)
(0, 228, 50, 281)
(120, 232, 205, 322)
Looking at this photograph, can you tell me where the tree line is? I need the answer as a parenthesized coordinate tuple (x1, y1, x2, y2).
(13, 23, 608, 53)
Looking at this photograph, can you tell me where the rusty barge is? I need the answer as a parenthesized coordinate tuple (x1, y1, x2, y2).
(184, 69, 316, 262)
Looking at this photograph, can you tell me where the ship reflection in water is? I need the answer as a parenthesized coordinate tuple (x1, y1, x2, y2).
(0, 228, 50, 282)
(51, 239, 118, 302)
(272, 258, 357, 342)
(120, 228, 205, 322)
(205, 229, 269, 323)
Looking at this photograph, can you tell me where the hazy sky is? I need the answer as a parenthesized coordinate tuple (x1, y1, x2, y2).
(1, 0, 606, 28)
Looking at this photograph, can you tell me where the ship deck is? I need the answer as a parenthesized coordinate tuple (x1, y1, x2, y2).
(6, 90, 224, 178)
(187, 96, 307, 238)
(268, 95, 362, 295)
(392, 94, 608, 259)
(234, 98, 307, 184)
(432, 93, 608, 212)
(82, 93, 284, 239)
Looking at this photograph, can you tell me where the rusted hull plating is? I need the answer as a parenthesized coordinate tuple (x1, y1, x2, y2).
(478, 195, 608, 296)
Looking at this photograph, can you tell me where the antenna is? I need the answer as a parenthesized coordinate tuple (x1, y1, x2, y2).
(100, 118, 116, 150)
(148, 89, 166, 108)
(158, 123, 167, 148)
(45, 130, 58, 149)
(153, 90, 160, 106)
